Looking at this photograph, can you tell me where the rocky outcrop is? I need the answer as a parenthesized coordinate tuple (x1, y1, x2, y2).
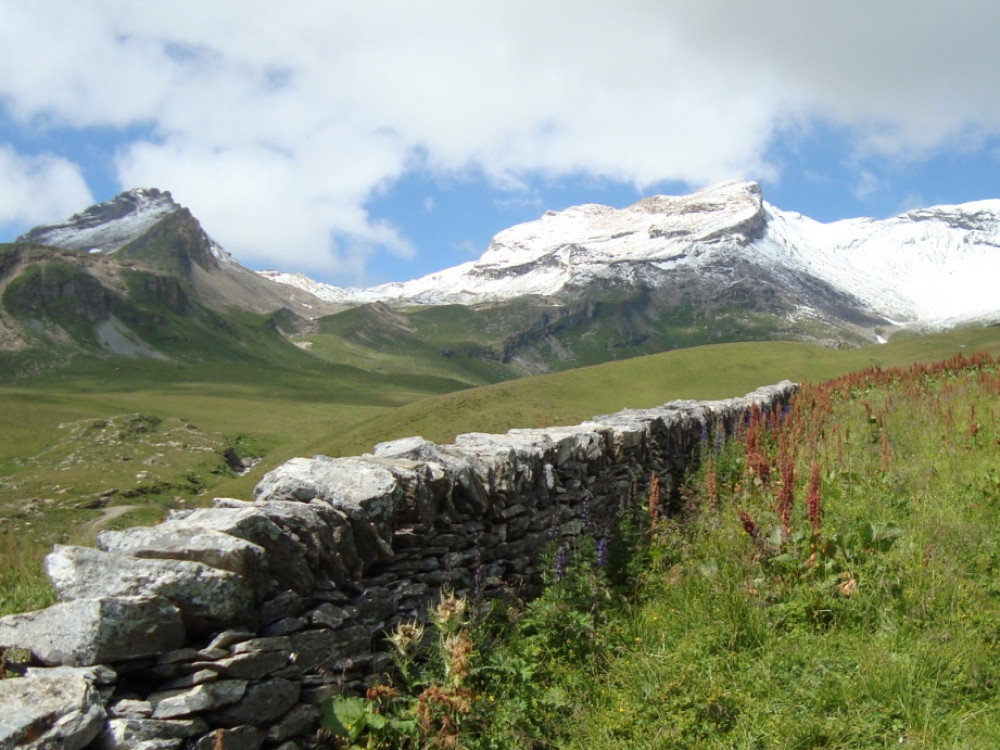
(0, 381, 796, 748)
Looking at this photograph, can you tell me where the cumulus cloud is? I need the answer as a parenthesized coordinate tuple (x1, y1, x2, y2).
(0, 146, 93, 230)
(1, 0, 999, 280)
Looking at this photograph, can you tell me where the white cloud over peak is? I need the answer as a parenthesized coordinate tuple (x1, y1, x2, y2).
(1, 1, 999, 281)
(0, 146, 93, 228)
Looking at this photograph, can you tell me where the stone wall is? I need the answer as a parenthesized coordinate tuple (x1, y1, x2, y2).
(0, 381, 796, 749)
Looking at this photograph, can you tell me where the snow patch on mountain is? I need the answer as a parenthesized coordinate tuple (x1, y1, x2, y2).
(18, 188, 180, 253)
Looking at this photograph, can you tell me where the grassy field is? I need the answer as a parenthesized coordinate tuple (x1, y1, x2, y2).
(324, 347, 1000, 748)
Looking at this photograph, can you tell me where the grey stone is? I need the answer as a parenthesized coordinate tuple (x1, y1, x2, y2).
(0, 673, 105, 750)
(45, 546, 255, 632)
(306, 602, 351, 629)
(98, 717, 208, 749)
(97, 526, 273, 601)
(157, 668, 220, 690)
(259, 616, 306, 637)
(108, 698, 153, 719)
(206, 677, 300, 727)
(257, 590, 302, 625)
(266, 703, 321, 743)
(229, 635, 290, 654)
(162, 507, 315, 595)
(205, 630, 254, 651)
(25, 663, 117, 685)
(212, 650, 289, 680)
(0, 596, 184, 666)
(149, 680, 247, 719)
(289, 628, 344, 672)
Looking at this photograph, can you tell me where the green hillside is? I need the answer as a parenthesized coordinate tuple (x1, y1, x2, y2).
(314, 324, 1000, 458)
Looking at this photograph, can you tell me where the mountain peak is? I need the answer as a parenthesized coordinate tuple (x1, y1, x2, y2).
(17, 187, 182, 254)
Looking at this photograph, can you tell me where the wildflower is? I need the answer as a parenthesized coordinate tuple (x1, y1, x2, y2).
(431, 591, 467, 633)
(581, 492, 592, 530)
(444, 630, 473, 687)
(554, 544, 568, 581)
(597, 536, 609, 568)
(387, 621, 425, 658)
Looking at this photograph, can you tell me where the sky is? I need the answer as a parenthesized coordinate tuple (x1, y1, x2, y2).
(3, 1, 1000, 288)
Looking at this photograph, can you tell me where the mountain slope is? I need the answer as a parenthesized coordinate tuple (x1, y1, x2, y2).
(1, 190, 349, 377)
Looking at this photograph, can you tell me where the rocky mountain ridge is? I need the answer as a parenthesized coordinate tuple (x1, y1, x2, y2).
(265, 179, 1000, 331)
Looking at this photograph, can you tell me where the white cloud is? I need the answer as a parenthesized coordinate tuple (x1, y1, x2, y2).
(2, 1, 1000, 280)
(0, 146, 93, 230)
(853, 171, 881, 201)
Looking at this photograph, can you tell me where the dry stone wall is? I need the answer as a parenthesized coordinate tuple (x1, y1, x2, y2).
(0, 381, 796, 749)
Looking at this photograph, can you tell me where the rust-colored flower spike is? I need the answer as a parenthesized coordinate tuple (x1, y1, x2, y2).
(806, 461, 822, 537)
(444, 630, 473, 687)
(648, 472, 661, 524)
(705, 456, 719, 512)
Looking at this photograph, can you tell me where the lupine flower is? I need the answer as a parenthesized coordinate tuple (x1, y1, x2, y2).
(597, 537, 609, 568)
(555, 544, 568, 581)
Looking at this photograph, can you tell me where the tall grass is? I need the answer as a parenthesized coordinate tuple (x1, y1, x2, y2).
(325, 350, 1000, 748)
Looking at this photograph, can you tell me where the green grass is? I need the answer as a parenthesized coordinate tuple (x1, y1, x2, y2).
(326, 347, 1000, 748)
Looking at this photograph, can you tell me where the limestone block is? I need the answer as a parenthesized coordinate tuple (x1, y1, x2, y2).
(0, 596, 184, 666)
(0, 673, 105, 750)
(164, 507, 316, 595)
(97, 716, 208, 749)
(97, 526, 272, 601)
(45, 546, 255, 632)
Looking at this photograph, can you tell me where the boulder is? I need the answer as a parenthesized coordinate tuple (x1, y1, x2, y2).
(0, 596, 184, 666)
(45, 546, 254, 633)
(0, 673, 105, 750)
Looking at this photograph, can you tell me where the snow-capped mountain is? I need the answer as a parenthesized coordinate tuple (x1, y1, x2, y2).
(13, 188, 344, 322)
(265, 180, 1000, 329)
(17, 188, 233, 263)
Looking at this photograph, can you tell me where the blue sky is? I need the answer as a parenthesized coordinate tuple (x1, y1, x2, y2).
(3, 2, 1000, 287)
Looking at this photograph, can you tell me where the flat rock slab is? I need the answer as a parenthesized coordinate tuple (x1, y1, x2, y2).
(97, 526, 272, 601)
(100, 716, 208, 749)
(45, 546, 254, 632)
(0, 673, 105, 750)
(149, 680, 247, 720)
(0, 596, 184, 666)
